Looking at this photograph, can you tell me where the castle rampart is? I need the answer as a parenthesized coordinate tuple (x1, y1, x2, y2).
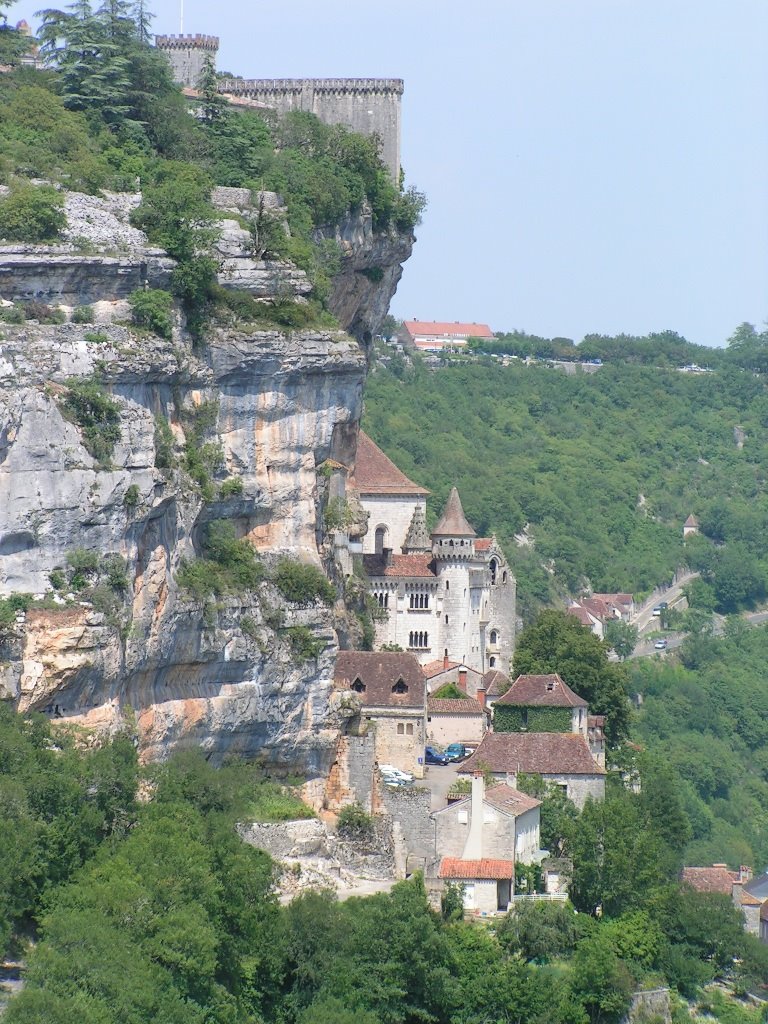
(155, 33, 219, 91)
(217, 78, 403, 182)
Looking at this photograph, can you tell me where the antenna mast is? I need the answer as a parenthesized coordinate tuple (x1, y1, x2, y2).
(179, 0, 183, 33)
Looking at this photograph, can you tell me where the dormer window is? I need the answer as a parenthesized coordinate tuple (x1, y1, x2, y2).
(392, 678, 408, 694)
(351, 678, 366, 693)
(546, 680, 556, 692)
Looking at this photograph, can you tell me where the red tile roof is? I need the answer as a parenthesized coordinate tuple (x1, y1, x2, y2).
(352, 431, 429, 496)
(363, 553, 436, 578)
(483, 669, 510, 697)
(684, 514, 699, 527)
(423, 659, 462, 678)
(404, 321, 494, 339)
(680, 866, 738, 895)
(427, 697, 485, 715)
(592, 593, 633, 607)
(433, 487, 476, 537)
(475, 538, 493, 552)
(741, 891, 764, 907)
(438, 857, 514, 880)
(484, 784, 541, 815)
(568, 604, 595, 627)
(460, 732, 604, 776)
(334, 651, 425, 708)
(495, 673, 587, 708)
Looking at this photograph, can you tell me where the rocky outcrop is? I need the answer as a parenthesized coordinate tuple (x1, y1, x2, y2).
(0, 185, 413, 772)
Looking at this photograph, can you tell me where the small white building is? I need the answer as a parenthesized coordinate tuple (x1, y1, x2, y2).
(402, 320, 495, 352)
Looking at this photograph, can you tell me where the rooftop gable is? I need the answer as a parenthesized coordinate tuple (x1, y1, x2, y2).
(460, 732, 604, 777)
(353, 431, 429, 496)
(495, 673, 587, 708)
(334, 651, 425, 709)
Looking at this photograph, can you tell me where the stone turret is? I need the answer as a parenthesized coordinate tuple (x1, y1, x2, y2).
(432, 487, 476, 559)
(403, 504, 430, 553)
(155, 33, 219, 89)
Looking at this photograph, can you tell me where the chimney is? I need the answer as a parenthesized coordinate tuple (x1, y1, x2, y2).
(713, 863, 728, 869)
(740, 865, 753, 882)
(462, 772, 485, 860)
(443, 653, 450, 670)
(476, 686, 486, 708)
(458, 668, 467, 693)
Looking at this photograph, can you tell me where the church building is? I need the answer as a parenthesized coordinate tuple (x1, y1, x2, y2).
(350, 432, 516, 675)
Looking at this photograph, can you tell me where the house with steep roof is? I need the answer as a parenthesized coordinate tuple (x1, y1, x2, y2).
(433, 774, 538, 913)
(493, 673, 589, 737)
(334, 651, 427, 778)
(683, 514, 700, 539)
(458, 731, 605, 809)
(482, 668, 510, 709)
(402, 320, 495, 352)
(351, 436, 516, 675)
(735, 872, 768, 940)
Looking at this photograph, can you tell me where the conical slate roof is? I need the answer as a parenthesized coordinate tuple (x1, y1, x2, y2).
(432, 487, 476, 538)
(403, 504, 431, 552)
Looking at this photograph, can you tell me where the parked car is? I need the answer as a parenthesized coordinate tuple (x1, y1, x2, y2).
(379, 765, 414, 784)
(654, 638, 668, 650)
(425, 746, 450, 766)
(444, 743, 469, 762)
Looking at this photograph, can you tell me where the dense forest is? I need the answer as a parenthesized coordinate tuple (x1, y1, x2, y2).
(2, 678, 767, 1024)
(364, 353, 768, 618)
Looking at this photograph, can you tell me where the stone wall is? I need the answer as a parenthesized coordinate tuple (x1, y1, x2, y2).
(365, 708, 426, 779)
(358, 494, 425, 555)
(426, 710, 485, 747)
(218, 78, 403, 182)
(622, 988, 671, 1024)
(379, 785, 433, 873)
(155, 33, 219, 89)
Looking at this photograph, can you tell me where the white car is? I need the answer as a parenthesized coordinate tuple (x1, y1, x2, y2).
(379, 765, 414, 784)
(654, 638, 668, 650)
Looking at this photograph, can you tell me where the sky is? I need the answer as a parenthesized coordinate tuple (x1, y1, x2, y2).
(12, 0, 768, 346)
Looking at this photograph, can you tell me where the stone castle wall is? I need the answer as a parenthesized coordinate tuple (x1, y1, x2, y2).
(218, 78, 403, 182)
(156, 34, 219, 90)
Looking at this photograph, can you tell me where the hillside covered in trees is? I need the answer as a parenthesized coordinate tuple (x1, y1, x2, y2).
(363, 353, 768, 618)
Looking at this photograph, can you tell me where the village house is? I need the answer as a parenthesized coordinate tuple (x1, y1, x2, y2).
(333, 651, 427, 779)
(683, 514, 700, 539)
(482, 668, 511, 710)
(492, 673, 589, 737)
(434, 774, 538, 914)
(423, 658, 485, 697)
(426, 695, 488, 747)
(401, 320, 495, 353)
(351, 434, 516, 675)
(459, 732, 606, 809)
(567, 592, 634, 638)
(681, 864, 768, 943)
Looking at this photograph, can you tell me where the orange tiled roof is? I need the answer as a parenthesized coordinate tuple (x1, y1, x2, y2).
(475, 538, 493, 552)
(427, 697, 485, 714)
(352, 431, 429, 496)
(495, 673, 587, 709)
(404, 321, 494, 339)
(482, 669, 510, 697)
(681, 865, 738, 895)
(438, 857, 514, 880)
(363, 553, 436, 578)
(423, 659, 462, 678)
(460, 732, 604, 777)
(484, 784, 542, 815)
(334, 651, 425, 709)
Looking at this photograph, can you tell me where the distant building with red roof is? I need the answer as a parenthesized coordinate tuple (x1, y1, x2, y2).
(402, 320, 495, 352)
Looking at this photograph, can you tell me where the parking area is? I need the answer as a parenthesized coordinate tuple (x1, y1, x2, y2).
(419, 760, 463, 811)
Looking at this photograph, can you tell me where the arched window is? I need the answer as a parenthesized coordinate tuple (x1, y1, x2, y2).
(489, 656, 496, 667)
(502, 571, 508, 584)
(490, 629, 498, 645)
(375, 525, 388, 556)
(351, 678, 366, 693)
(490, 559, 498, 585)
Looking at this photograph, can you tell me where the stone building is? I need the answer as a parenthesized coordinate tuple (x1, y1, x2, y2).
(333, 651, 426, 779)
(401, 320, 495, 353)
(434, 774, 540, 914)
(423, 658, 485, 697)
(155, 33, 220, 89)
(683, 514, 700, 539)
(493, 673, 589, 736)
(352, 434, 516, 675)
(459, 732, 606, 809)
(426, 695, 488, 747)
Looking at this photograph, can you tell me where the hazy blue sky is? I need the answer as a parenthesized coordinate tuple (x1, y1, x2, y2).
(14, 0, 768, 345)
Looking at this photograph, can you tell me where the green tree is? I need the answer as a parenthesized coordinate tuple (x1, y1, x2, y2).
(570, 929, 634, 1024)
(604, 619, 638, 660)
(0, 182, 65, 242)
(514, 611, 631, 741)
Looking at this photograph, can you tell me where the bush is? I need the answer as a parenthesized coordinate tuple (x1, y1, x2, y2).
(123, 484, 140, 507)
(337, 802, 374, 842)
(23, 301, 65, 324)
(177, 521, 263, 598)
(0, 182, 65, 242)
(271, 558, 335, 605)
(219, 477, 243, 498)
(66, 548, 100, 573)
(71, 305, 94, 324)
(0, 303, 24, 324)
(284, 625, 325, 662)
(60, 377, 121, 465)
(154, 415, 175, 469)
(128, 288, 173, 339)
(102, 554, 128, 592)
(84, 331, 109, 344)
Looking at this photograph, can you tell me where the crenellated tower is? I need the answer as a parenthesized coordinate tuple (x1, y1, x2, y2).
(155, 33, 219, 89)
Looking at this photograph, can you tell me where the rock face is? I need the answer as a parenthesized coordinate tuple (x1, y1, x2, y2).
(0, 188, 413, 775)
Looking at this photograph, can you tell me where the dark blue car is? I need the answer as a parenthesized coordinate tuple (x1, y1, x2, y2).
(425, 746, 450, 766)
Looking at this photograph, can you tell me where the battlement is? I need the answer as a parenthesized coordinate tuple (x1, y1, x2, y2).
(155, 34, 219, 51)
(218, 78, 404, 97)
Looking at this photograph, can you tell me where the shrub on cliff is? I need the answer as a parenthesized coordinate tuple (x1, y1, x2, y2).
(177, 521, 264, 598)
(60, 377, 122, 466)
(0, 182, 65, 242)
(271, 558, 335, 606)
(128, 288, 173, 339)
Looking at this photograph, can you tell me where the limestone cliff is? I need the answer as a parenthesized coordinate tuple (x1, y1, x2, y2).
(0, 188, 413, 776)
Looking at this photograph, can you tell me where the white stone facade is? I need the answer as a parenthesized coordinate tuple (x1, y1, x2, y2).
(361, 495, 427, 555)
